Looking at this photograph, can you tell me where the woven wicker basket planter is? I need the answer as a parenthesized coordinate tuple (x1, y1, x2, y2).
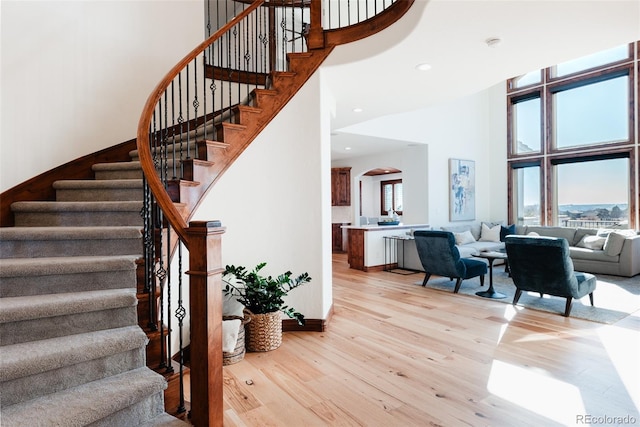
(222, 313, 250, 365)
(245, 311, 282, 352)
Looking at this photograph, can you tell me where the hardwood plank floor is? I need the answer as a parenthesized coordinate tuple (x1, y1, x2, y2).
(220, 254, 640, 426)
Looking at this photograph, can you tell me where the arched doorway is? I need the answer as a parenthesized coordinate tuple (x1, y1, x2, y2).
(358, 167, 402, 225)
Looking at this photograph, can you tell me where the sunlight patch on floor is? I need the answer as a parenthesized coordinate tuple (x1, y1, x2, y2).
(496, 304, 521, 343)
(487, 359, 585, 425)
(597, 318, 640, 411)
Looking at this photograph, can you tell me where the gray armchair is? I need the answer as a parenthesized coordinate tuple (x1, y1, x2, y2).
(413, 230, 487, 293)
(504, 235, 597, 317)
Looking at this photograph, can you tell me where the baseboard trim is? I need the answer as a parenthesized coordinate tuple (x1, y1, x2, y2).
(282, 304, 334, 332)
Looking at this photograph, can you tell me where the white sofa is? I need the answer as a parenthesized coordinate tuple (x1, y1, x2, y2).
(398, 222, 506, 271)
(399, 222, 639, 277)
(515, 225, 640, 277)
(440, 222, 506, 258)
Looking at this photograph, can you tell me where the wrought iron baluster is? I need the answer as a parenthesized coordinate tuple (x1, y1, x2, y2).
(170, 82, 177, 180)
(280, 5, 287, 71)
(154, 222, 167, 368)
(177, 73, 184, 166)
(176, 242, 186, 414)
(192, 58, 199, 160)
(185, 64, 191, 161)
(164, 226, 173, 374)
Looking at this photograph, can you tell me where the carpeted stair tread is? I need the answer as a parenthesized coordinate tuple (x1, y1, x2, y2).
(92, 161, 143, 180)
(0, 288, 137, 324)
(0, 225, 142, 241)
(53, 179, 143, 202)
(92, 160, 142, 171)
(53, 179, 143, 189)
(0, 255, 138, 278)
(139, 413, 191, 427)
(11, 201, 144, 227)
(1, 366, 166, 427)
(11, 200, 142, 212)
(0, 325, 148, 382)
(0, 288, 139, 345)
(0, 226, 142, 258)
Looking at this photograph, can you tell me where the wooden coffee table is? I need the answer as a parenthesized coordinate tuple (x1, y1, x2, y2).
(472, 250, 508, 299)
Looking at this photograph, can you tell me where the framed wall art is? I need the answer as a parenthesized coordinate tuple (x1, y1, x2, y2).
(449, 158, 475, 221)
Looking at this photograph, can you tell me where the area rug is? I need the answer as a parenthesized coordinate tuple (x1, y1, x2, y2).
(415, 269, 640, 324)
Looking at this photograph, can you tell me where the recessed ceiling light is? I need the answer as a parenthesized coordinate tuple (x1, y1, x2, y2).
(415, 63, 432, 71)
(344, 147, 352, 151)
(353, 108, 363, 113)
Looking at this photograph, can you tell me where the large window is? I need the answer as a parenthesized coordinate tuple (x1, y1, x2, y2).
(512, 163, 542, 226)
(551, 73, 629, 149)
(552, 44, 630, 78)
(509, 93, 542, 154)
(381, 179, 402, 215)
(507, 42, 637, 229)
(553, 157, 630, 228)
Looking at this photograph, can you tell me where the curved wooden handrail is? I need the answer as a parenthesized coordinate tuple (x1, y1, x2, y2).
(136, 1, 265, 246)
(324, 0, 414, 47)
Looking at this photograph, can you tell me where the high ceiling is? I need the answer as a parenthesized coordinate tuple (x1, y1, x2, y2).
(322, 0, 640, 160)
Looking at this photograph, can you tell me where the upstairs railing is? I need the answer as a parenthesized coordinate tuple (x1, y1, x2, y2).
(136, 1, 410, 425)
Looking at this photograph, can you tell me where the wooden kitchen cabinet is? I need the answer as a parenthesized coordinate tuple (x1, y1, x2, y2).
(347, 228, 365, 270)
(332, 223, 350, 253)
(331, 167, 351, 206)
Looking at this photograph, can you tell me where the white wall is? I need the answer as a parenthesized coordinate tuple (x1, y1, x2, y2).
(1, 0, 204, 192)
(192, 71, 332, 320)
(332, 84, 508, 229)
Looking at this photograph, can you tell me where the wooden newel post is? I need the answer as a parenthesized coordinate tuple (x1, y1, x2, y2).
(186, 220, 226, 427)
(307, 0, 324, 49)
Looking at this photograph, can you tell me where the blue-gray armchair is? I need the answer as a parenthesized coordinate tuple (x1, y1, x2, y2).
(504, 235, 597, 317)
(413, 230, 487, 293)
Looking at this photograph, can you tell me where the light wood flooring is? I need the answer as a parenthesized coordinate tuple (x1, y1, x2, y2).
(219, 254, 640, 426)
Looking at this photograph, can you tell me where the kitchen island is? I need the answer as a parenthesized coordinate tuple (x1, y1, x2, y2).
(342, 224, 430, 271)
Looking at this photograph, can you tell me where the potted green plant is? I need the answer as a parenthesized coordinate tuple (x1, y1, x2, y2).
(223, 262, 311, 351)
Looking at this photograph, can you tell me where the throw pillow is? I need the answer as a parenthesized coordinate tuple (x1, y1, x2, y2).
(479, 223, 501, 242)
(500, 224, 516, 242)
(597, 228, 613, 237)
(577, 235, 606, 250)
(527, 231, 540, 236)
(454, 230, 476, 245)
(603, 230, 636, 256)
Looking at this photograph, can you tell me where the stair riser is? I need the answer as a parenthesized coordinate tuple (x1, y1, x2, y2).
(0, 347, 146, 407)
(1, 306, 138, 346)
(0, 238, 142, 259)
(56, 188, 142, 202)
(94, 169, 143, 180)
(92, 391, 165, 427)
(14, 211, 143, 227)
(1, 269, 136, 297)
(130, 142, 212, 162)
(145, 329, 169, 370)
(164, 371, 188, 417)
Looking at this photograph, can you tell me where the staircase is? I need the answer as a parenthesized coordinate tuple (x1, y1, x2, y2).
(0, 1, 415, 425)
(0, 168, 190, 425)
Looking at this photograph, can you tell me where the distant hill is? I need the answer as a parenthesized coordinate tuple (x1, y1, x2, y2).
(559, 203, 628, 212)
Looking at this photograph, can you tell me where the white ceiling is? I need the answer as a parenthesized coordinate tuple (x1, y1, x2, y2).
(322, 0, 640, 160)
